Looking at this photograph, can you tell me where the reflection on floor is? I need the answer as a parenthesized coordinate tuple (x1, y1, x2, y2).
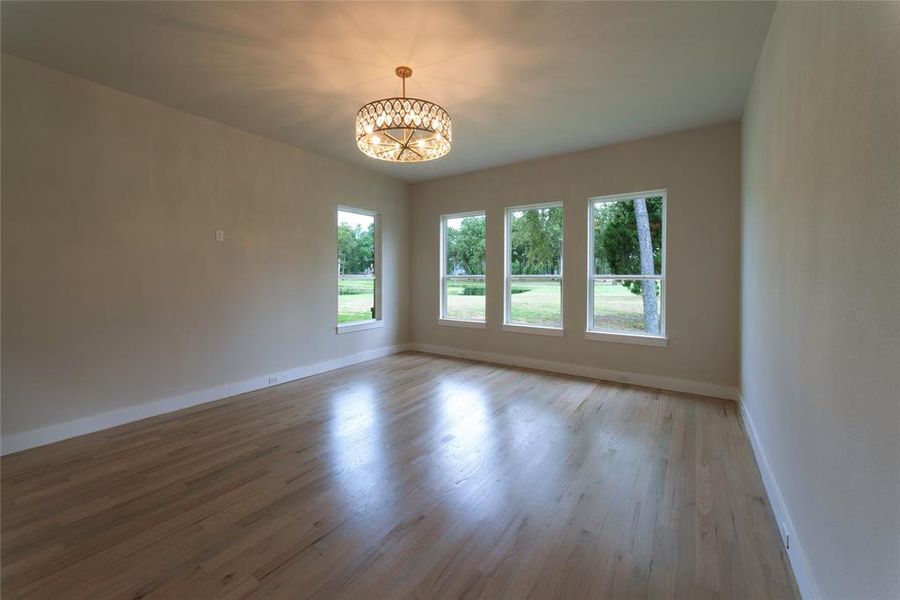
(0, 352, 799, 599)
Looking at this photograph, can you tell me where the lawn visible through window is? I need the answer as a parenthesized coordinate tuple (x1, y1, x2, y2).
(589, 193, 664, 337)
(508, 280, 561, 326)
(593, 279, 661, 333)
(338, 209, 376, 324)
(506, 204, 563, 328)
(442, 213, 486, 322)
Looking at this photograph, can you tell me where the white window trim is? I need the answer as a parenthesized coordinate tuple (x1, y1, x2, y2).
(584, 330, 666, 346)
(586, 189, 667, 346)
(336, 205, 382, 333)
(503, 202, 564, 334)
(501, 323, 564, 337)
(336, 320, 385, 334)
(439, 318, 487, 330)
(439, 211, 487, 326)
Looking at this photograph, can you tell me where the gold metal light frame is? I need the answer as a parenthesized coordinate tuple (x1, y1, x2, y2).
(356, 66, 452, 162)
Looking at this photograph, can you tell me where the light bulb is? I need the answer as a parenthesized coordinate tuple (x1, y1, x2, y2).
(371, 134, 382, 145)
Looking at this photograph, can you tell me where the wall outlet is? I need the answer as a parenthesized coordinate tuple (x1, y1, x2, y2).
(215, 229, 225, 242)
(267, 376, 279, 385)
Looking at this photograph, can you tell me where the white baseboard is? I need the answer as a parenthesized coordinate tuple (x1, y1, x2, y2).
(740, 396, 820, 600)
(1, 343, 411, 456)
(2, 342, 737, 454)
(408, 343, 739, 401)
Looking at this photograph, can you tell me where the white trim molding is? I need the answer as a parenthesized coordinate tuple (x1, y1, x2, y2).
(439, 318, 486, 330)
(1, 343, 411, 456)
(336, 320, 384, 334)
(501, 323, 564, 337)
(409, 343, 738, 401)
(584, 330, 667, 347)
(740, 396, 821, 600)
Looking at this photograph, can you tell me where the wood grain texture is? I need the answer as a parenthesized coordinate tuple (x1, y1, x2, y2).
(1, 352, 798, 599)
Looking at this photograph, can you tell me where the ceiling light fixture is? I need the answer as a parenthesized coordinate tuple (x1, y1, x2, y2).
(356, 66, 452, 163)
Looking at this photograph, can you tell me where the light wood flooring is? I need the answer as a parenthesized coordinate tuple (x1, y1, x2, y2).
(1, 352, 798, 599)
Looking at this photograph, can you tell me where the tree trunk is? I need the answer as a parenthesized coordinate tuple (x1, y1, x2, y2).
(633, 198, 659, 334)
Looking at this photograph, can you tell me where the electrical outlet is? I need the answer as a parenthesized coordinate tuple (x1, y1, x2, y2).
(267, 376, 279, 385)
(215, 229, 225, 242)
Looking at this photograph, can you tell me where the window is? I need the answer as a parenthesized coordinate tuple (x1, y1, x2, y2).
(503, 203, 564, 335)
(587, 190, 666, 345)
(440, 212, 486, 328)
(336, 207, 382, 333)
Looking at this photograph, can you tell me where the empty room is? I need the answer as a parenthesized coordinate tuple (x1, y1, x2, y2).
(1, 2, 897, 599)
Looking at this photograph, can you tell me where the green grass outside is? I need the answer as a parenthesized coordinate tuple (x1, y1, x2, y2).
(593, 281, 658, 333)
(508, 281, 561, 327)
(443, 280, 562, 326)
(445, 280, 657, 332)
(445, 281, 486, 321)
(339, 278, 656, 332)
(338, 278, 375, 323)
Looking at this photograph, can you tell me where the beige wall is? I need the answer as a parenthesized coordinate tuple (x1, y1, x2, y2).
(1, 55, 409, 436)
(741, 3, 900, 599)
(409, 122, 741, 389)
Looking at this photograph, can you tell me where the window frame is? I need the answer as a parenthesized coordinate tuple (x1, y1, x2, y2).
(502, 201, 565, 337)
(586, 189, 667, 346)
(439, 210, 487, 329)
(335, 205, 383, 334)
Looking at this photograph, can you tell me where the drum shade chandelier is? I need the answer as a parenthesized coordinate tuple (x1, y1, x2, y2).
(356, 66, 452, 162)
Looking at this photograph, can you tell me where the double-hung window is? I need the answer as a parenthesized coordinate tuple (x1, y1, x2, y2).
(440, 212, 486, 328)
(587, 190, 666, 345)
(336, 206, 382, 333)
(503, 202, 564, 336)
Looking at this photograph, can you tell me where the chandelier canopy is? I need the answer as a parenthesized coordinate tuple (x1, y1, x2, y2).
(356, 66, 452, 163)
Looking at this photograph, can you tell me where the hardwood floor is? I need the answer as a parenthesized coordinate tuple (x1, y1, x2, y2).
(1, 352, 798, 599)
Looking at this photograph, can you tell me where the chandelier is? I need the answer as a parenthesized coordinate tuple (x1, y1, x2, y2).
(356, 66, 452, 162)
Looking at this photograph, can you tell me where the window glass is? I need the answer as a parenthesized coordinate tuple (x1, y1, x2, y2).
(506, 205, 563, 328)
(589, 195, 664, 336)
(338, 209, 376, 324)
(442, 213, 486, 322)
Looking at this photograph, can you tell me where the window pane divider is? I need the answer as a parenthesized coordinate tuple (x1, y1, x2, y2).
(446, 275, 484, 281)
(591, 274, 663, 280)
(509, 275, 562, 282)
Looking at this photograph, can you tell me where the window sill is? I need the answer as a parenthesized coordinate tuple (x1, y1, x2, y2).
(439, 318, 486, 330)
(336, 320, 384, 334)
(584, 330, 667, 347)
(501, 323, 564, 337)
